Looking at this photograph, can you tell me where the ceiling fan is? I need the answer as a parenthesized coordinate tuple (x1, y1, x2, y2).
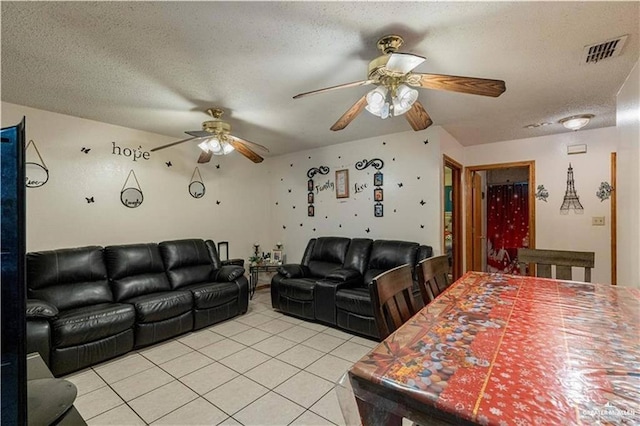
(150, 108, 268, 163)
(293, 34, 506, 132)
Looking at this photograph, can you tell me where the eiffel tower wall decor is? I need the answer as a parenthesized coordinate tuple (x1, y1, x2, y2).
(560, 163, 584, 214)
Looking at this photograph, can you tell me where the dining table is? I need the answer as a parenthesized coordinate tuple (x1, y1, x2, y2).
(347, 271, 639, 425)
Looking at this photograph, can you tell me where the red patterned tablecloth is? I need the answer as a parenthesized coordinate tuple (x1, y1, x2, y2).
(349, 272, 640, 425)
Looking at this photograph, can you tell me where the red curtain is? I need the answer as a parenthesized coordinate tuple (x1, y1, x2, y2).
(486, 183, 529, 274)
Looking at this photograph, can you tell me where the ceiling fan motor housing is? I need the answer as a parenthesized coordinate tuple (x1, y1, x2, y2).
(202, 120, 231, 134)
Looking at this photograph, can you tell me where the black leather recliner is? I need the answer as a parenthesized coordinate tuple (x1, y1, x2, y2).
(27, 246, 136, 376)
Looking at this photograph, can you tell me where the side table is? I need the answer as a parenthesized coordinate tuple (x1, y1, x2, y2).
(248, 264, 281, 299)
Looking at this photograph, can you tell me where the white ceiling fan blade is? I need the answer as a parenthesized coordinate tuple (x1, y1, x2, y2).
(386, 53, 426, 74)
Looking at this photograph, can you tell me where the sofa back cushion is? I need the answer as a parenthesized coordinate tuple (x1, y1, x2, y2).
(105, 243, 171, 301)
(364, 240, 419, 285)
(27, 246, 113, 311)
(343, 238, 373, 275)
(305, 237, 350, 277)
(159, 239, 215, 289)
(204, 240, 223, 270)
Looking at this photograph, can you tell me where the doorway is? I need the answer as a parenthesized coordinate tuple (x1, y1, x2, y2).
(444, 155, 463, 281)
(465, 161, 536, 272)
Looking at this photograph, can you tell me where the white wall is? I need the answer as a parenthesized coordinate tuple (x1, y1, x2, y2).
(1, 102, 272, 260)
(616, 60, 640, 288)
(266, 127, 445, 262)
(464, 127, 618, 284)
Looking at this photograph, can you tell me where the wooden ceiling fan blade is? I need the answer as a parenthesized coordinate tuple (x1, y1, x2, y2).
(231, 136, 269, 153)
(411, 73, 506, 97)
(150, 136, 197, 152)
(228, 138, 264, 163)
(197, 150, 213, 164)
(386, 53, 426, 74)
(405, 101, 433, 131)
(330, 95, 368, 131)
(293, 80, 374, 99)
(186, 130, 212, 138)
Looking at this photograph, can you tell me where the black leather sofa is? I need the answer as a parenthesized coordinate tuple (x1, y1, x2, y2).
(271, 237, 432, 339)
(26, 238, 248, 376)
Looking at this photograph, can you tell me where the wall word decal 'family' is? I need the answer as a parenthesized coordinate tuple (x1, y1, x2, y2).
(112, 142, 151, 162)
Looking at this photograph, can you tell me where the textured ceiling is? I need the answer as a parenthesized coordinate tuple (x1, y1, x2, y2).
(2, 2, 638, 157)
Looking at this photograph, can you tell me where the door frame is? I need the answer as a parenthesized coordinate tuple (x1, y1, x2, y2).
(464, 160, 536, 272)
(444, 155, 463, 280)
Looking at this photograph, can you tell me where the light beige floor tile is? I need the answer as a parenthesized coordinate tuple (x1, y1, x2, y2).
(217, 416, 243, 425)
(65, 369, 107, 397)
(279, 315, 304, 325)
(349, 335, 378, 348)
(234, 392, 305, 426)
(94, 353, 155, 384)
(74, 386, 124, 420)
(301, 333, 346, 353)
(177, 329, 225, 349)
(218, 347, 271, 374)
(230, 328, 272, 346)
(111, 366, 174, 401)
(252, 335, 297, 356)
(209, 320, 252, 337)
(323, 328, 357, 340)
(180, 362, 238, 394)
(329, 341, 372, 363)
(258, 308, 283, 319)
(256, 318, 295, 334)
(203, 375, 269, 415)
(298, 322, 328, 332)
(274, 371, 334, 408)
(235, 312, 273, 327)
(278, 325, 319, 343)
(139, 340, 193, 365)
(310, 389, 347, 426)
(86, 404, 145, 425)
(244, 358, 300, 389)
(276, 344, 325, 369)
(159, 351, 214, 378)
(152, 397, 228, 425)
(198, 338, 246, 360)
(305, 355, 353, 383)
(290, 409, 337, 426)
(129, 381, 198, 423)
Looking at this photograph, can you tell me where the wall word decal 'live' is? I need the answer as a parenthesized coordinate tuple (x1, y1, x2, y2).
(112, 142, 150, 162)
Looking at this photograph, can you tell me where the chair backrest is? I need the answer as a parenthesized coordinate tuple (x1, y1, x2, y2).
(517, 248, 595, 282)
(370, 263, 418, 339)
(417, 255, 451, 304)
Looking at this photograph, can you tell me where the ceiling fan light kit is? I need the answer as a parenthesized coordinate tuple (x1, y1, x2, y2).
(559, 114, 594, 131)
(293, 34, 506, 132)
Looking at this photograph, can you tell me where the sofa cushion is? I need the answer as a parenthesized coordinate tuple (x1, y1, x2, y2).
(307, 260, 341, 278)
(335, 287, 372, 317)
(159, 239, 216, 289)
(182, 282, 239, 309)
(278, 278, 316, 301)
(364, 240, 419, 285)
(105, 243, 171, 301)
(52, 303, 135, 348)
(308, 237, 351, 264)
(27, 246, 113, 311)
(125, 291, 193, 323)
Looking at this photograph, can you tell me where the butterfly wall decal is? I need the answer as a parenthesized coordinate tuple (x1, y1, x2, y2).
(85, 196, 94, 203)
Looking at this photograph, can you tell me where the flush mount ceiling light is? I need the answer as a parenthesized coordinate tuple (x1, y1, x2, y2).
(559, 114, 594, 131)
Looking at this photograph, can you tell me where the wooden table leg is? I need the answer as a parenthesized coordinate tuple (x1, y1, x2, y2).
(355, 396, 402, 426)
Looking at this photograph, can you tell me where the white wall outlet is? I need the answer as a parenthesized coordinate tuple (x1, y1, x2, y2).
(592, 216, 605, 226)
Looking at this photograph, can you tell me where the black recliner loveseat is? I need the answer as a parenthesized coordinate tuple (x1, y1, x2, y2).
(271, 237, 432, 339)
(26, 238, 248, 376)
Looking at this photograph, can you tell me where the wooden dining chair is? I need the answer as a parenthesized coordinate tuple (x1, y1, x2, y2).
(417, 255, 451, 304)
(517, 248, 595, 282)
(369, 263, 418, 339)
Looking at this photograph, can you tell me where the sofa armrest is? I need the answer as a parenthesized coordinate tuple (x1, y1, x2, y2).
(26, 299, 58, 319)
(325, 268, 362, 283)
(215, 265, 245, 282)
(277, 264, 310, 279)
(222, 258, 245, 267)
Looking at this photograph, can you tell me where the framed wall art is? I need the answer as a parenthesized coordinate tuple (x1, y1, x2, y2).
(308, 192, 314, 204)
(374, 188, 383, 201)
(336, 169, 349, 199)
(374, 202, 384, 217)
(374, 171, 383, 187)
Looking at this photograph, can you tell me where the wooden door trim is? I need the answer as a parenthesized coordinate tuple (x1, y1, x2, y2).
(611, 152, 617, 285)
(444, 155, 463, 280)
(464, 160, 536, 272)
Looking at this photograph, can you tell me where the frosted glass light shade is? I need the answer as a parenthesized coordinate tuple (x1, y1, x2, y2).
(560, 114, 594, 131)
(393, 84, 418, 115)
(365, 86, 389, 116)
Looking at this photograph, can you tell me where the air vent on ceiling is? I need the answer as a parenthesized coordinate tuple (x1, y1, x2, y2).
(581, 35, 628, 64)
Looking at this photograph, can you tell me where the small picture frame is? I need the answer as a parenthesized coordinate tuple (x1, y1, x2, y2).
(336, 169, 349, 199)
(374, 202, 384, 217)
(308, 204, 315, 217)
(308, 179, 314, 192)
(374, 188, 383, 201)
(308, 192, 314, 204)
(217, 241, 229, 261)
(374, 171, 383, 187)
(272, 249, 283, 264)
